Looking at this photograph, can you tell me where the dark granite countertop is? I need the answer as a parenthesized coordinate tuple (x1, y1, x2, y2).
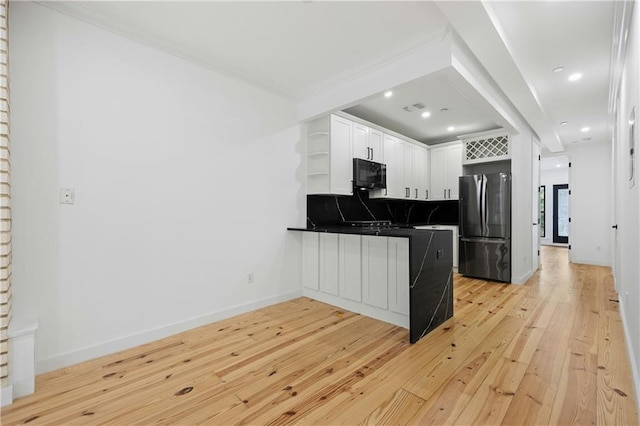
(287, 226, 453, 238)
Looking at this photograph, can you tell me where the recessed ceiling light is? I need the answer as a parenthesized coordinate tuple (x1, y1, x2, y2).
(560, 121, 568, 126)
(447, 126, 455, 132)
(553, 67, 565, 73)
(421, 111, 431, 118)
(568, 73, 582, 82)
(384, 91, 393, 98)
(556, 164, 562, 168)
(581, 126, 590, 132)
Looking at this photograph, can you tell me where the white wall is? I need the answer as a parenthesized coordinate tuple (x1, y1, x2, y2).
(11, 2, 305, 373)
(564, 143, 612, 266)
(510, 132, 534, 284)
(613, 0, 640, 409)
(539, 167, 569, 246)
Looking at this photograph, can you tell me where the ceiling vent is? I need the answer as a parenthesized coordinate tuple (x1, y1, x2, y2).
(412, 103, 426, 110)
(402, 106, 414, 112)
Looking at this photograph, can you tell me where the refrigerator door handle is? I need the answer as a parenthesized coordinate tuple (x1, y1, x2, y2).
(481, 175, 488, 236)
(460, 237, 508, 244)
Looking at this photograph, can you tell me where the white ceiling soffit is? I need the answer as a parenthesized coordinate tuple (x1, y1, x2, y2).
(40, 1, 450, 101)
(435, 1, 564, 153)
(344, 70, 502, 145)
(540, 155, 570, 171)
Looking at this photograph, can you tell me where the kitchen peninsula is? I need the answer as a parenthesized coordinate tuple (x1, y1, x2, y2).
(288, 226, 453, 343)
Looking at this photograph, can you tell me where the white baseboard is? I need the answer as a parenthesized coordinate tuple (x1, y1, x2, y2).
(511, 268, 534, 285)
(0, 385, 12, 407)
(303, 288, 409, 329)
(36, 290, 303, 375)
(618, 299, 640, 413)
(570, 258, 611, 267)
(541, 242, 569, 247)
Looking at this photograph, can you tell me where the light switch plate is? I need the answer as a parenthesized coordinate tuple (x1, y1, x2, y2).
(60, 188, 75, 205)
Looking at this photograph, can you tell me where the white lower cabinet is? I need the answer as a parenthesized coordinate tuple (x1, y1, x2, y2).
(361, 235, 388, 310)
(388, 237, 410, 315)
(338, 234, 362, 302)
(319, 233, 339, 296)
(300, 232, 409, 329)
(302, 232, 319, 290)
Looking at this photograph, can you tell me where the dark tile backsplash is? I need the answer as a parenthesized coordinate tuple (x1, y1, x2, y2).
(306, 193, 459, 227)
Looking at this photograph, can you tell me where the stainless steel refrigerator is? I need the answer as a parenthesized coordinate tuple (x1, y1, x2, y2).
(459, 173, 511, 282)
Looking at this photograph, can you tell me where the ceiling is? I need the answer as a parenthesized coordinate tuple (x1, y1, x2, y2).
(41, 1, 618, 153)
(484, 1, 614, 150)
(344, 73, 500, 145)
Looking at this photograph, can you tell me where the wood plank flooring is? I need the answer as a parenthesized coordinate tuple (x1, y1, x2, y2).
(2, 246, 637, 425)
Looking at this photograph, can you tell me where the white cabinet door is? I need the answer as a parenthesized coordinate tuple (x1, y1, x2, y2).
(352, 122, 368, 161)
(330, 115, 354, 195)
(319, 233, 339, 296)
(446, 144, 462, 200)
(430, 143, 461, 200)
(388, 237, 410, 315)
(401, 142, 415, 199)
(362, 236, 388, 309)
(352, 123, 383, 162)
(430, 146, 448, 200)
(338, 234, 362, 302)
(416, 146, 430, 200)
(302, 232, 319, 290)
(371, 133, 402, 199)
(368, 128, 383, 162)
(388, 135, 404, 198)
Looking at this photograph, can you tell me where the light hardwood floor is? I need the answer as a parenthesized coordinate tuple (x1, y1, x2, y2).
(2, 246, 637, 425)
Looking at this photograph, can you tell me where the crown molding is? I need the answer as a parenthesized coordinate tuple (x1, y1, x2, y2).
(35, 1, 297, 100)
(298, 25, 451, 101)
(35, 1, 450, 105)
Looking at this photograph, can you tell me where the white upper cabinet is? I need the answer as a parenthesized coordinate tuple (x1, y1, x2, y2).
(401, 142, 429, 200)
(430, 143, 462, 200)
(372, 133, 403, 199)
(446, 144, 462, 199)
(402, 142, 416, 199)
(461, 131, 510, 165)
(371, 136, 429, 201)
(368, 128, 383, 163)
(352, 122, 383, 162)
(417, 146, 431, 200)
(306, 114, 353, 196)
(306, 113, 438, 200)
(352, 122, 368, 160)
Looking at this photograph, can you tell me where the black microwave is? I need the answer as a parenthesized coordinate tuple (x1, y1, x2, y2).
(353, 158, 386, 190)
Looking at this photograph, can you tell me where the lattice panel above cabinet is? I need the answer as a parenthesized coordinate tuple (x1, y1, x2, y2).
(462, 133, 510, 165)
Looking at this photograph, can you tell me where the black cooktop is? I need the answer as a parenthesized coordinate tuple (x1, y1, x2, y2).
(342, 220, 393, 228)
